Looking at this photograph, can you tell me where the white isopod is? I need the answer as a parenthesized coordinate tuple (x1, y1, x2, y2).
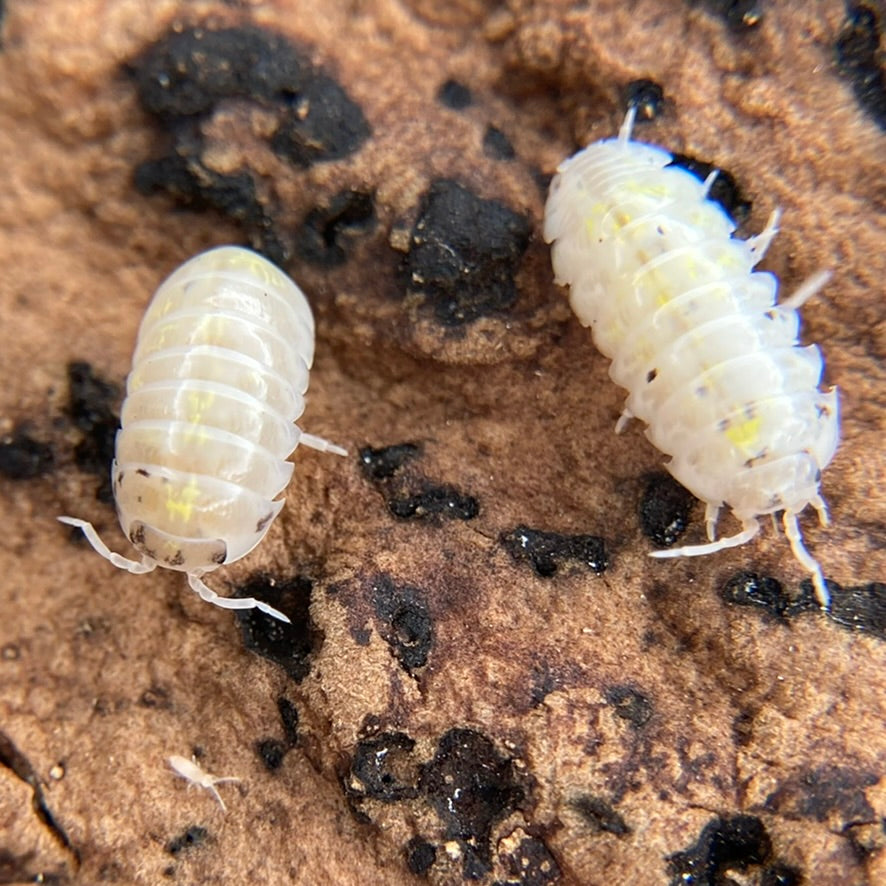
(543, 108, 840, 607)
(60, 246, 346, 622)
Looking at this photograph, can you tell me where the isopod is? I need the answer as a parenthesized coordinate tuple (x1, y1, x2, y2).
(168, 754, 241, 811)
(60, 246, 347, 622)
(543, 108, 840, 607)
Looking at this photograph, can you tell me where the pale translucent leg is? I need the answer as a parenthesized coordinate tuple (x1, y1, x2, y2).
(746, 208, 781, 263)
(650, 516, 760, 559)
(203, 778, 241, 813)
(704, 502, 721, 541)
(615, 407, 634, 434)
(811, 493, 830, 527)
(618, 105, 638, 144)
(783, 510, 830, 609)
(187, 572, 291, 623)
(701, 170, 719, 198)
(58, 516, 155, 574)
(780, 269, 832, 310)
(299, 432, 348, 457)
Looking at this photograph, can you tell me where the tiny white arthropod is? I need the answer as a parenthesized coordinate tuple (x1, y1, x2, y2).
(168, 754, 241, 812)
(543, 108, 840, 607)
(60, 246, 346, 622)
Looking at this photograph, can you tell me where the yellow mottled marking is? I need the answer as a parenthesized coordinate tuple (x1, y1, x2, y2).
(166, 476, 200, 523)
(725, 415, 761, 451)
(187, 390, 215, 425)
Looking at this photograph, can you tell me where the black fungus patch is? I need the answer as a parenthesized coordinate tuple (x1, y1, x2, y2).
(234, 574, 320, 681)
(667, 153, 752, 225)
(255, 738, 286, 771)
(668, 817, 761, 882)
(625, 79, 665, 120)
(500, 525, 608, 577)
(294, 190, 376, 266)
(825, 580, 886, 638)
(605, 685, 653, 728)
(499, 835, 562, 885)
(688, 0, 764, 29)
(836, 2, 886, 129)
(0, 428, 53, 479)
(359, 443, 421, 480)
(348, 732, 420, 802)
(722, 572, 885, 638)
(667, 815, 799, 886)
(388, 484, 479, 521)
(571, 795, 630, 835)
(405, 179, 532, 325)
(278, 696, 300, 746)
(437, 79, 473, 110)
(371, 574, 434, 672)
(483, 125, 516, 160)
(131, 25, 370, 260)
(165, 825, 208, 855)
(764, 764, 877, 823)
(66, 361, 120, 503)
(640, 473, 695, 548)
(405, 836, 437, 875)
(420, 728, 523, 877)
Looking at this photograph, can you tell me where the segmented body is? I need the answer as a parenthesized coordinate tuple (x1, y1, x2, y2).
(60, 246, 345, 621)
(543, 112, 839, 606)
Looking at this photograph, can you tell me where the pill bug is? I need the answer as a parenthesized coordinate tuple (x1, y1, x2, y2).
(59, 246, 346, 622)
(543, 109, 840, 607)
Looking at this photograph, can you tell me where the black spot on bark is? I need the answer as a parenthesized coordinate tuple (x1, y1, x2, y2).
(348, 732, 419, 801)
(483, 125, 516, 160)
(255, 738, 286, 771)
(625, 78, 665, 120)
(277, 697, 299, 746)
(405, 836, 437, 875)
(688, 0, 764, 29)
(668, 153, 752, 224)
(571, 794, 630, 835)
(824, 579, 886, 639)
(0, 428, 53, 479)
(388, 484, 479, 521)
(761, 863, 803, 886)
(66, 361, 120, 503)
(130, 25, 369, 261)
(419, 728, 522, 877)
(605, 685, 653, 728)
(371, 574, 433, 672)
(500, 525, 608, 577)
(271, 73, 371, 167)
(295, 190, 375, 266)
(499, 835, 561, 885)
(437, 79, 473, 110)
(165, 825, 208, 855)
(667, 815, 776, 885)
(139, 684, 171, 709)
(640, 473, 695, 548)
(764, 764, 877, 823)
(359, 443, 421, 480)
(234, 574, 320, 681)
(722, 571, 792, 619)
(836, 2, 886, 129)
(405, 179, 532, 325)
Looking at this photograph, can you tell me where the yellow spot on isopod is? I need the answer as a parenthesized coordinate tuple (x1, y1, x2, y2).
(166, 477, 200, 523)
(724, 414, 761, 451)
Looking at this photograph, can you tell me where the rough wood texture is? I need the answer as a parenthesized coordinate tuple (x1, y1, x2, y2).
(0, 1, 883, 884)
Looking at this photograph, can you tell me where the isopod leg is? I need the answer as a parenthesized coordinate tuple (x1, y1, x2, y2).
(783, 511, 831, 609)
(58, 516, 155, 574)
(187, 572, 291, 623)
(650, 516, 759, 559)
(780, 269, 832, 310)
(615, 407, 634, 434)
(811, 493, 830, 527)
(299, 432, 348, 457)
(704, 502, 721, 541)
(618, 105, 638, 144)
(746, 208, 782, 263)
(701, 170, 720, 198)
